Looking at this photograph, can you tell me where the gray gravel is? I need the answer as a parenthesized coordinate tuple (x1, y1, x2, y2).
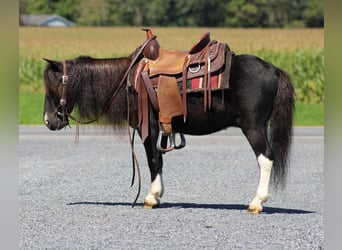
(19, 126, 323, 249)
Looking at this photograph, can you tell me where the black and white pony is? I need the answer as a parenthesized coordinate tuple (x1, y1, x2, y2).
(43, 44, 294, 213)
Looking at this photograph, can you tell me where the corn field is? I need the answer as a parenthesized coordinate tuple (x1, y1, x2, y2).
(19, 27, 324, 103)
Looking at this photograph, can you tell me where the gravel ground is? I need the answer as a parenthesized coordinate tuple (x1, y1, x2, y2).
(19, 126, 323, 249)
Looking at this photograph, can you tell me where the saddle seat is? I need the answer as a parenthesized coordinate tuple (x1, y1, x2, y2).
(147, 32, 213, 77)
(148, 49, 188, 76)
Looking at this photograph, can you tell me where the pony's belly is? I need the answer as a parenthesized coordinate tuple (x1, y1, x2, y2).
(172, 113, 237, 135)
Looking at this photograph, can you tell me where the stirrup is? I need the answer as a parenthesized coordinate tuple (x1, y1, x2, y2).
(172, 133, 186, 149)
(156, 131, 174, 153)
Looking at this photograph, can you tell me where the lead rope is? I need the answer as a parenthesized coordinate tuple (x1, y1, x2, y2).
(65, 112, 96, 144)
(61, 36, 155, 206)
(126, 88, 141, 208)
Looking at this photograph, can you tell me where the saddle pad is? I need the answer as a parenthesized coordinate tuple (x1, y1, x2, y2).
(178, 50, 234, 93)
(180, 73, 220, 93)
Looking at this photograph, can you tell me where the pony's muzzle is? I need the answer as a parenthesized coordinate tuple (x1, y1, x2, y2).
(43, 112, 69, 131)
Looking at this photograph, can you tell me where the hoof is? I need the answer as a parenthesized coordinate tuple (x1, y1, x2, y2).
(143, 195, 160, 208)
(247, 205, 262, 214)
(142, 202, 160, 209)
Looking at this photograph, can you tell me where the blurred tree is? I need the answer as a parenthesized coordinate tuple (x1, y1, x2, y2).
(23, 0, 56, 14)
(225, 0, 264, 27)
(55, 0, 81, 22)
(77, 0, 110, 26)
(19, 0, 324, 28)
(118, 0, 146, 26)
(303, 0, 324, 27)
(144, 0, 172, 26)
(107, 0, 125, 26)
(189, 0, 226, 26)
(20, 0, 80, 23)
(268, 0, 299, 27)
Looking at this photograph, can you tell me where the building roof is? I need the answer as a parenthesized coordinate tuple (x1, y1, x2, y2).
(20, 14, 75, 27)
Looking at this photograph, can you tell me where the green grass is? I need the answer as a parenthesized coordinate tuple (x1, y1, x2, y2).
(293, 102, 324, 126)
(20, 91, 324, 126)
(19, 91, 44, 125)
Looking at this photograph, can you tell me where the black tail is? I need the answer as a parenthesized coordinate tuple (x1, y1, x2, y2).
(270, 69, 295, 188)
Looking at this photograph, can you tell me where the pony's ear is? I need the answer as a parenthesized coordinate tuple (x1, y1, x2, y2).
(43, 58, 62, 71)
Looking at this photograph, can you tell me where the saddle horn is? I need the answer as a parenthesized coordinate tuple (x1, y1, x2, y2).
(141, 28, 160, 60)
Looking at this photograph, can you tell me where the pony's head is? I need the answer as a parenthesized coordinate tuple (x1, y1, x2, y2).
(42, 58, 75, 130)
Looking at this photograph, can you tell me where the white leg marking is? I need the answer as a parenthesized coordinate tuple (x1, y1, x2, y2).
(150, 173, 164, 198)
(256, 154, 273, 200)
(144, 173, 164, 208)
(249, 154, 273, 213)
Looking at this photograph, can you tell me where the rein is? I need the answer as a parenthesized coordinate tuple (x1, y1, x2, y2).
(58, 35, 157, 206)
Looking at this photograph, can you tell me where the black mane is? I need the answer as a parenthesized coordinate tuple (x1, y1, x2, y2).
(73, 55, 133, 124)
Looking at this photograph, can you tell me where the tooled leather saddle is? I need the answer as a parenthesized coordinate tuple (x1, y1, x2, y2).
(133, 28, 234, 152)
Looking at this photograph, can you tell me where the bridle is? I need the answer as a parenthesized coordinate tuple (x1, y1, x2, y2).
(55, 61, 71, 128)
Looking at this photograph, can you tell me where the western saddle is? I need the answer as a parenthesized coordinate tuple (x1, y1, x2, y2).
(133, 28, 233, 152)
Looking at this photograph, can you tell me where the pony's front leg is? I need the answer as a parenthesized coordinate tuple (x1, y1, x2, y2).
(141, 111, 164, 208)
(143, 172, 164, 208)
(142, 138, 164, 208)
(248, 154, 273, 214)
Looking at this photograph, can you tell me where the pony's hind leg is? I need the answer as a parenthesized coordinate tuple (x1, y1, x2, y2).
(248, 154, 273, 214)
(241, 126, 274, 214)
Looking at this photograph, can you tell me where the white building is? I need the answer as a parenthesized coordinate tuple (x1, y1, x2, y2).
(20, 14, 75, 27)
